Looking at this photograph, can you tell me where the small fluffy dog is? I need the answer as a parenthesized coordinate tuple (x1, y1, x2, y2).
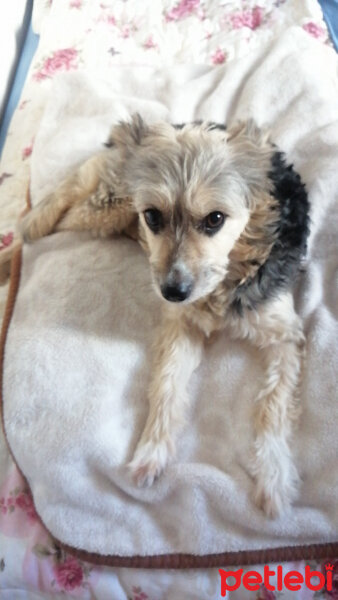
(16, 116, 310, 517)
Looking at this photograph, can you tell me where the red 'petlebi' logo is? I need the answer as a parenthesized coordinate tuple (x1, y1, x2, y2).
(219, 563, 334, 596)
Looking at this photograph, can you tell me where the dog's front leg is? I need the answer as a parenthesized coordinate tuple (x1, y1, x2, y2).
(129, 311, 203, 487)
(228, 292, 305, 518)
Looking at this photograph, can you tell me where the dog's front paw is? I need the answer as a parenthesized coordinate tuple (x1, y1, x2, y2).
(252, 443, 300, 519)
(128, 439, 172, 487)
(254, 480, 292, 519)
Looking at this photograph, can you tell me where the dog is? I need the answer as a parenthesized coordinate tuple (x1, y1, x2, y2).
(11, 115, 310, 518)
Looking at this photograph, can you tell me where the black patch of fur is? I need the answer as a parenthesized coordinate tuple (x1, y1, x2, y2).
(232, 151, 310, 314)
(206, 122, 227, 131)
(172, 121, 226, 131)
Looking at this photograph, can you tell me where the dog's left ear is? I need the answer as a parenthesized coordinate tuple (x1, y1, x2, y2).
(105, 113, 149, 155)
(227, 119, 271, 147)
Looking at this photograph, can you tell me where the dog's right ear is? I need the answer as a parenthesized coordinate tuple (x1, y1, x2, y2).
(105, 113, 149, 155)
(227, 119, 271, 147)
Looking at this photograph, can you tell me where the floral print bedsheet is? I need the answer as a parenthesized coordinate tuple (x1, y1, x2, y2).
(0, 1, 335, 598)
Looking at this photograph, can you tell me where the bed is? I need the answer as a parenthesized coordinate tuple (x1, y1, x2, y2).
(0, 1, 337, 598)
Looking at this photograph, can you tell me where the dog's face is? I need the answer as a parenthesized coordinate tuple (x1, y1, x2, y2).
(110, 116, 274, 304)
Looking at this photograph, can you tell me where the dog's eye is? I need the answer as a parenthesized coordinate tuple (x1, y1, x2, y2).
(203, 211, 225, 234)
(144, 208, 163, 233)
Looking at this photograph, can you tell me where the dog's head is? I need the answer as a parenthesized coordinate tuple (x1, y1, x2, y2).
(108, 115, 276, 304)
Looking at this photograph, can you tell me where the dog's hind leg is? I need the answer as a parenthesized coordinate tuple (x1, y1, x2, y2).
(55, 179, 137, 239)
(20, 153, 106, 242)
(20, 151, 135, 242)
(228, 292, 305, 518)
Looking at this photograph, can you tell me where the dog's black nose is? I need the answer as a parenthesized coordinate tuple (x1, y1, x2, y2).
(161, 282, 193, 302)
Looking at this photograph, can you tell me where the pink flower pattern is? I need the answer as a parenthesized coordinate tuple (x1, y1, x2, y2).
(165, 0, 200, 22)
(15, 492, 39, 522)
(0, 471, 40, 540)
(211, 48, 227, 64)
(121, 25, 131, 39)
(0, 468, 99, 593)
(22, 141, 34, 160)
(33, 48, 79, 81)
(23, 532, 97, 594)
(229, 6, 263, 30)
(53, 557, 84, 591)
(97, 12, 116, 26)
(0, 232, 14, 248)
(0, 486, 38, 522)
(144, 35, 157, 49)
(303, 21, 326, 39)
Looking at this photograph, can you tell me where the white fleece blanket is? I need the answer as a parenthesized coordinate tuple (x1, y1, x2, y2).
(3, 28, 338, 558)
